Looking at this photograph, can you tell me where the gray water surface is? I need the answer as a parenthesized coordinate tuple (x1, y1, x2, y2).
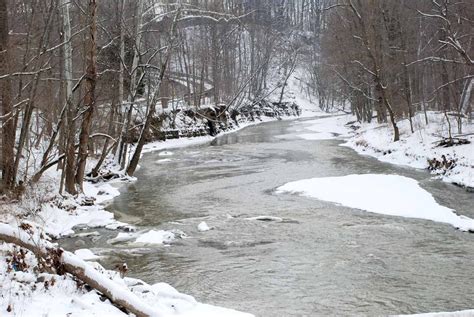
(63, 118, 474, 316)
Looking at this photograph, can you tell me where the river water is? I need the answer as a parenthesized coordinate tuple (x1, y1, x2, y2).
(63, 117, 474, 316)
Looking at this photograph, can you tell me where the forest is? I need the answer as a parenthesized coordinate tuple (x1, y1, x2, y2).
(1, 0, 472, 194)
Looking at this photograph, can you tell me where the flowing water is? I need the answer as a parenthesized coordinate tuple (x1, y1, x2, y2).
(62, 117, 474, 316)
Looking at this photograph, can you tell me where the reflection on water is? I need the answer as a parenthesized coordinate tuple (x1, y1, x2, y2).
(62, 118, 474, 316)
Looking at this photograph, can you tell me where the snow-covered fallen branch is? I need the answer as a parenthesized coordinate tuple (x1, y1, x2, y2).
(0, 223, 161, 317)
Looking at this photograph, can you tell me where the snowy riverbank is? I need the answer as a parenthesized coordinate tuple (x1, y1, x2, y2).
(344, 112, 474, 190)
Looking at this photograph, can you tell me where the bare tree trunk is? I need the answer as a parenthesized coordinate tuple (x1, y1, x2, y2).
(116, 0, 144, 169)
(0, 0, 15, 191)
(61, 0, 76, 195)
(113, 0, 126, 166)
(279, 52, 298, 105)
(460, 78, 473, 115)
(75, 0, 97, 191)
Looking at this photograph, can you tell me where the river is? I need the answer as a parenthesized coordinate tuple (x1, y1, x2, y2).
(63, 117, 474, 316)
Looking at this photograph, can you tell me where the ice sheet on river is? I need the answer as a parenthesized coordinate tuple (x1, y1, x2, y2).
(276, 174, 474, 231)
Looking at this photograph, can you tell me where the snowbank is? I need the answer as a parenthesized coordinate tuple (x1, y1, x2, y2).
(343, 112, 474, 189)
(276, 174, 474, 231)
(74, 248, 101, 261)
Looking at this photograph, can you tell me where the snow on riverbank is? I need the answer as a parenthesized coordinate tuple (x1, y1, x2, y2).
(343, 112, 474, 189)
(276, 174, 474, 231)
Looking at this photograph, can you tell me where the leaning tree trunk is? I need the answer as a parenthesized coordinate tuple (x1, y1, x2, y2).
(75, 0, 97, 191)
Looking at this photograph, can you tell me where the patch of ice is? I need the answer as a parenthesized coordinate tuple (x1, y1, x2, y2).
(107, 232, 135, 244)
(301, 115, 354, 137)
(197, 221, 211, 232)
(277, 174, 474, 231)
(74, 249, 101, 261)
(134, 230, 175, 245)
(37, 203, 115, 238)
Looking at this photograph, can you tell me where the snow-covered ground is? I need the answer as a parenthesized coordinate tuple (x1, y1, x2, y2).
(344, 113, 474, 189)
(276, 174, 474, 231)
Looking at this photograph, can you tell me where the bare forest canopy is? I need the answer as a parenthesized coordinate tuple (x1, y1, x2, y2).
(0, 0, 472, 195)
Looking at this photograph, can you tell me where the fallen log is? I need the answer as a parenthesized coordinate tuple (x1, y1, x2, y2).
(434, 137, 470, 148)
(0, 223, 161, 317)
